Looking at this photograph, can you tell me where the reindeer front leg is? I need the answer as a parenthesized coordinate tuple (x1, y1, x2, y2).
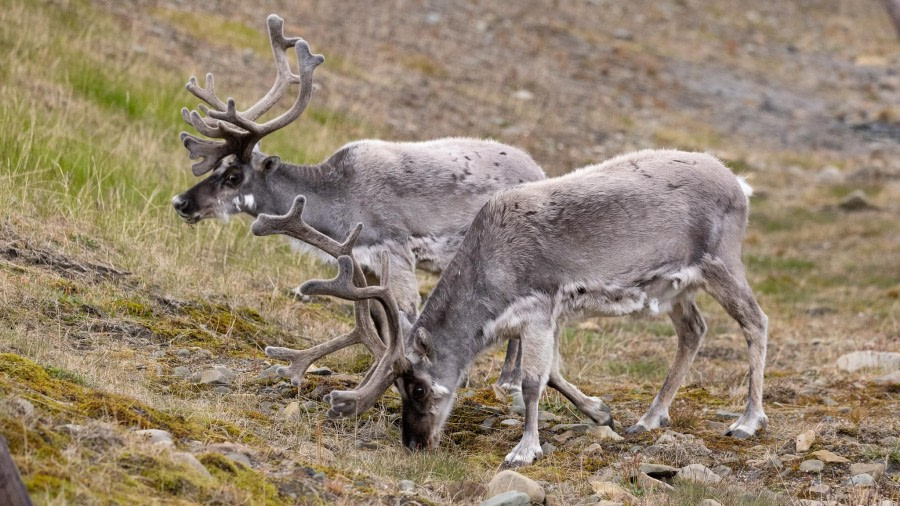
(504, 319, 554, 467)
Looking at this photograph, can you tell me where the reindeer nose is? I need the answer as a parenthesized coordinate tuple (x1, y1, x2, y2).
(171, 195, 189, 213)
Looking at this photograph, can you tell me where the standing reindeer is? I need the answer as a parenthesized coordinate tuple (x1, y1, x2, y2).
(256, 149, 768, 466)
(171, 15, 545, 386)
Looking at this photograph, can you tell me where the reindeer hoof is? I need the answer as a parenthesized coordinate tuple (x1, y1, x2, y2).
(726, 428, 752, 439)
(625, 423, 648, 435)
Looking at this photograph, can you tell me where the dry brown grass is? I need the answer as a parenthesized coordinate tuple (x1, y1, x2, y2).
(1, 0, 898, 504)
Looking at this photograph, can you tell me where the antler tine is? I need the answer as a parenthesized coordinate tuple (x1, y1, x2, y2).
(185, 73, 227, 111)
(252, 196, 361, 260)
(180, 132, 234, 176)
(241, 14, 303, 120)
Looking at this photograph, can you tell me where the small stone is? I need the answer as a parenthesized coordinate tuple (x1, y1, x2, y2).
(540, 442, 557, 456)
(173, 366, 190, 378)
(195, 367, 233, 385)
(480, 491, 530, 506)
(800, 459, 825, 473)
(715, 410, 741, 420)
(500, 419, 521, 427)
(838, 190, 876, 211)
(835, 350, 900, 372)
(552, 430, 575, 444)
(808, 483, 830, 497)
(634, 472, 674, 492)
(171, 452, 212, 479)
(12, 398, 34, 417)
(312, 472, 326, 481)
(256, 365, 280, 381)
(655, 434, 676, 445)
(810, 450, 848, 463)
(582, 443, 602, 456)
(849, 462, 885, 480)
(278, 401, 302, 420)
(677, 464, 721, 484)
(225, 452, 251, 468)
(512, 89, 534, 101)
(487, 470, 545, 504)
(711, 465, 732, 477)
(613, 29, 633, 41)
(398, 480, 415, 492)
(640, 463, 678, 479)
(796, 429, 816, 452)
(815, 165, 843, 183)
(552, 423, 594, 434)
(194, 349, 212, 360)
(424, 12, 442, 25)
(447, 481, 486, 502)
(481, 418, 497, 430)
(699, 500, 722, 506)
(509, 390, 525, 415)
(213, 386, 231, 395)
(849, 473, 874, 486)
(879, 435, 898, 447)
(590, 425, 624, 441)
(588, 481, 635, 502)
(176, 348, 191, 358)
(135, 429, 173, 446)
(874, 370, 900, 386)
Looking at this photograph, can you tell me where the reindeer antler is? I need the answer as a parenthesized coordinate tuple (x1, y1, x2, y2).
(180, 14, 324, 176)
(253, 197, 404, 416)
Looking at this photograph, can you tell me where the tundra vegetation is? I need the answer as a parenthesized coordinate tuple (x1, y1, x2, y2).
(0, 0, 897, 504)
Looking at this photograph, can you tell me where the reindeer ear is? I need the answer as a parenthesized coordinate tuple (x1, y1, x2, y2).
(414, 328, 433, 358)
(259, 155, 281, 175)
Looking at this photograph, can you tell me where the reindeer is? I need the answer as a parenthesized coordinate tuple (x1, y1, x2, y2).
(170, 15, 545, 387)
(255, 149, 768, 467)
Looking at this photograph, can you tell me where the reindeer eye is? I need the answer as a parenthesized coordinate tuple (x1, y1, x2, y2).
(223, 172, 242, 187)
(412, 385, 426, 400)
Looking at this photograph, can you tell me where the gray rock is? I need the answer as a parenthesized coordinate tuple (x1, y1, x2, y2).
(849, 462, 884, 480)
(487, 470, 545, 504)
(815, 165, 843, 183)
(552, 423, 594, 434)
(796, 429, 816, 452)
(711, 465, 732, 477)
(808, 483, 829, 497)
(480, 491, 531, 506)
(838, 190, 876, 211)
(171, 451, 212, 479)
(581, 443, 602, 456)
(511, 90, 534, 101)
(173, 366, 191, 378)
(640, 463, 678, 479)
(194, 366, 235, 385)
(849, 473, 874, 486)
(256, 364, 280, 381)
(800, 459, 824, 473)
(552, 430, 575, 444)
(447, 481, 486, 502)
(500, 419, 521, 427)
(12, 398, 34, 417)
(613, 28, 633, 41)
(176, 348, 191, 358)
(135, 429, 173, 446)
(213, 386, 231, 395)
(540, 442, 557, 456)
(590, 425, 623, 441)
(699, 500, 723, 506)
(225, 452, 251, 468)
(836, 350, 900, 372)
(194, 349, 212, 360)
(278, 401, 302, 421)
(655, 434, 676, 445)
(480, 418, 497, 430)
(874, 370, 900, 386)
(307, 365, 333, 376)
(635, 472, 674, 492)
(398, 479, 415, 492)
(677, 464, 721, 484)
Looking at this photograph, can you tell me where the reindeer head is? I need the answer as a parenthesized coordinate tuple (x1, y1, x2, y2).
(172, 15, 323, 224)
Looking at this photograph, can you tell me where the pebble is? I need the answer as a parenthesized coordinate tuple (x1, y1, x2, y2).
(640, 463, 677, 479)
(838, 190, 876, 211)
(699, 500, 723, 506)
(655, 434, 676, 444)
(500, 419, 521, 427)
(487, 470, 545, 504)
(398, 479, 415, 492)
(808, 483, 830, 497)
(225, 452, 251, 468)
(171, 451, 212, 479)
(835, 350, 900, 372)
(540, 442, 557, 456)
(590, 425, 623, 441)
(634, 472, 674, 492)
(307, 365, 333, 376)
(481, 418, 497, 430)
(480, 491, 531, 506)
(677, 464, 721, 484)
(581, 443, 602, 456)
(810, 450, 848, 463)
(447, 480, 486, 502)
(796, 429, 816, 452)
(552, 430, 575, 444)
(213, 386, 231, 395)
(800, 459, 824, 473)
(176, 348, 191, 358)
(194, 349, 212, 360)
(849, 462, 884, 480)
(194, 366, 235, 385)
(511, 89, 535, 101)
(12, 398, 35, 417)
(172, 366, 190, 378)
(849, 473, 874, 487)
(552, 423, 594, 434)
(135, 429, 173, 446)
(278, 401, 302, 420)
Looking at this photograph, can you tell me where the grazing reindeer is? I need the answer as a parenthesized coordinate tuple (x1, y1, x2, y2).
(171, 15, 544, 385)
(258, 149, 768, 466)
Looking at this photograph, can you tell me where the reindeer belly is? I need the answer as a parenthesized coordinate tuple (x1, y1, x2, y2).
(408, 234, 464, 274)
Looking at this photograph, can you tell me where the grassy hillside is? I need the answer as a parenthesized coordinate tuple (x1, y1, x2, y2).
(1, 0, 898, 504)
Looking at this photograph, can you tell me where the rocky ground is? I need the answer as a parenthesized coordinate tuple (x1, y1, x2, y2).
(1, 0, 898, 504)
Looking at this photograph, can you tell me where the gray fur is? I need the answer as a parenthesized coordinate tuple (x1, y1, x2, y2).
(394, 149, 768, 466)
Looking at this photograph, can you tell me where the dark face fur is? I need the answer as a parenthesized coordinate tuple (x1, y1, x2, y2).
(172, 154, 272, 223)
(397, 365, 457, 451)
